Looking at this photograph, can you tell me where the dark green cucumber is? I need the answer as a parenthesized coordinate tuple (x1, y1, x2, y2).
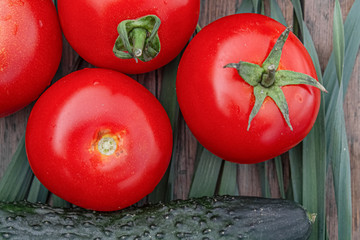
(0, 195, 314, 240)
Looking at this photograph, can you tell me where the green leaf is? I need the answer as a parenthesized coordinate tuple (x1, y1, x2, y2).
(301, 13, 328, 240)
(333, 0, 345, 84)
(236, 0, 254, 13)
(324, 1, 353, 238)
(303, 97, 327, 240)
(218, 161, 239, 196)
(257, 162, 271, 198)
(291, 0, 304, 38)
(324, 0, 360, 110)
(288, 144, 303, 204)
(302, 137, 320, 239)
(27, 177, 49, 204)
(51, 194, 72, 208)
(0, 136, 34, 202)
(188, 146, 223, 198)
(274, 156, 285, 199)
(303, 26, 323, 83)
(251, 0, 261, 13)
(326, 84, 352, 239)
(269, 0, 287, 26)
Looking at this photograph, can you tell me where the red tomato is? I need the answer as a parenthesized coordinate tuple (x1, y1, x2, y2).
(0, 0, 62, 117)
(25, 68, 173, 211)
(176, 13, 321, 164)
(57, 0, 200, 74)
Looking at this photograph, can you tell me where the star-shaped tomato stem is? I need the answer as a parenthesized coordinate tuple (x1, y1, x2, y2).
(224, 27, 327, 131)
(113, 15, 161, 62)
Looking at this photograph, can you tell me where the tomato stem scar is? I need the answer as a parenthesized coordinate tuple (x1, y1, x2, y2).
(97, 136, 117, 156)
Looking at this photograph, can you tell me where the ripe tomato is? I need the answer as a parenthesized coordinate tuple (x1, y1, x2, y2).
(57, 0, 200, 74)
(176, 13, 322, 164)
(25, 68, 173, 211)
(0, 0, 62, 117)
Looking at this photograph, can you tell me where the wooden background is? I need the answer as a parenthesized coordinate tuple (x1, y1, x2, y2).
(0, 0, 359, 239)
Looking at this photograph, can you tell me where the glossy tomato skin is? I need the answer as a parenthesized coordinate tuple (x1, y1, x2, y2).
(57, 0, 200, 74)
(25, 68, 173, 211)
(0, 0, 62, 117)
(176, 14, 321, 164)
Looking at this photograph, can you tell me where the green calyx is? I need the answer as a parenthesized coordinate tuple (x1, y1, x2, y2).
(224, 27, 327, 131)
(113, 15, 161, 62)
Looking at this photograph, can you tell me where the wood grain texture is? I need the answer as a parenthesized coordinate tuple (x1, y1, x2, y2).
(0, 0, 358, 239)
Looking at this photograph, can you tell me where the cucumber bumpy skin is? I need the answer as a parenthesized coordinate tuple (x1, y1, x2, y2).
(0, 195, 313, 240)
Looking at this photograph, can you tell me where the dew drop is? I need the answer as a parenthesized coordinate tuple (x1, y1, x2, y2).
(149, 224, 158, 230)
(155, 232, 165, 239)
(32, 224, 42, 231)
(118, 235, 129, 240)
(1, 233, 11, 239)
(202, 228, 212, 234)
(103, 230, 112, 237)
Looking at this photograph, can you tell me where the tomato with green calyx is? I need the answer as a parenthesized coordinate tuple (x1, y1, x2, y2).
(57, 0, 200, 74)
(176, 13, 326, 164)
(0, 0, 62, 117)
(25, 68, 173, 211)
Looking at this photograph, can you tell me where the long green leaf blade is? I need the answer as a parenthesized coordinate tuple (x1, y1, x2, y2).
(188, 147, 222, 198)
(0, 136, 34, 202)
(333, 0, 345, 84)
(251, 0, 261, 13)
(257, 162, 271, 198)
(289, 144, 303, 204)
(325, 2, 352, 238)
(326, 84, 352, 239)
(274, 156, 285, 199)
(324, 0, 360, 110)
(303, 18, 328, 240)
(218, 161, 239, 196)
(269, 0, 287, 26)
(27, 177, 49, 204)
(291, 0, 304, 37)
(236, 0, 254, 14)
(302, 134, 320, 240)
